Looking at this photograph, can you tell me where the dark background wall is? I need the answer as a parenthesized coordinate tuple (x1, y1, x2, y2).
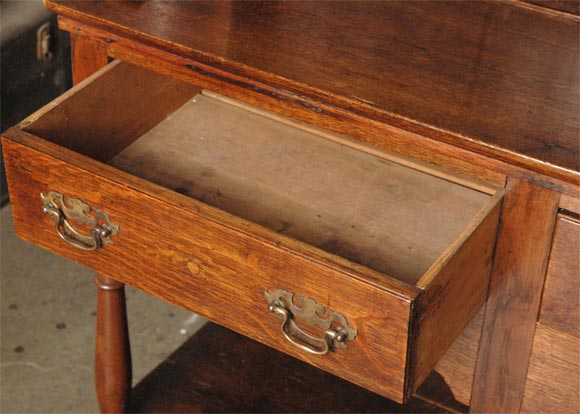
(1, 0, 72, 205)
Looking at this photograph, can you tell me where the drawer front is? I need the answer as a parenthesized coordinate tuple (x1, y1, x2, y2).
(522, 214, 579, 413)
(538, 213, 579, 338)
(3, 135, 415, 402)
(521, 324, 579, 414)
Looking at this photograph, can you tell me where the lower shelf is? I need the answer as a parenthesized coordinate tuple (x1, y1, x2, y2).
(129, 323, 445, 413)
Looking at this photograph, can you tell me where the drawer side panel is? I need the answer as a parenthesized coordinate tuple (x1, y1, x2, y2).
(415, 306, 484, 409)
(410, 194, 502, 394)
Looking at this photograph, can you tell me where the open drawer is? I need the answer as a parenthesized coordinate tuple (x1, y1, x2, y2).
(2, 61, 503, 403)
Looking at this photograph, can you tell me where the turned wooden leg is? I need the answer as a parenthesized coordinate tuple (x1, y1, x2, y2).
(94, 274, 132, 414)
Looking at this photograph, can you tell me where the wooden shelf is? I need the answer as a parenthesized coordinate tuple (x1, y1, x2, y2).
(129, 323, 445, 413)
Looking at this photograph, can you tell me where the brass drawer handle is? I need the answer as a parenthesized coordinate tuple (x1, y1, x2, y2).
(265, 288, 357, 355)
(41, 191, 119, 251)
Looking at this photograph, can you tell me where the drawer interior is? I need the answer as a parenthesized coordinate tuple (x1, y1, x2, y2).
(110, 92, 491, 285)
(20, 61, 494, 286)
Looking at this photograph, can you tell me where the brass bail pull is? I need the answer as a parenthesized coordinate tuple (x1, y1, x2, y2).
(268, 301, 348, 355)
(41, 191, 119, 251)
(265, 288, 357, 356)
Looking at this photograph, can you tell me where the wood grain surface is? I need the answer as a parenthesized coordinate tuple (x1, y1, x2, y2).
(2, 133, 416, 402)
(70, 33, 108, 84)
(520, 324, 580, 413)
(518, 0, 580, 15)
(45, 0, 579, 184)
(471, 178, 560, 413)
(538, 214, 580, 337)
(129, 323, 447, 413)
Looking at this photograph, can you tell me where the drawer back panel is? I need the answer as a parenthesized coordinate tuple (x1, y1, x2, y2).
(21, 61, 199, 162)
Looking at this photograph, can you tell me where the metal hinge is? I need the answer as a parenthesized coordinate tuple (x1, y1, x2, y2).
(36, 22, 53, 61)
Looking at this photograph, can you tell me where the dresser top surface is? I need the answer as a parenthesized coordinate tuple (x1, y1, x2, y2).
(46, 0, 579, 180)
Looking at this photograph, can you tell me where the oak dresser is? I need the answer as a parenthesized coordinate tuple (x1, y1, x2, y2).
(2, 1, 578, 413)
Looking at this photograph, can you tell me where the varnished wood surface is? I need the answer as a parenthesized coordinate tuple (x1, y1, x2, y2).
(70, 34, 108, 85)
(539, 214, 580, 337)
(46, 0, 579, 184)
(519, 0, 580, 15)
(129, 323, 447, 414)
(520, 324, 580, 413)
(94, 274, 131, 414)
(471, 178, 560, 413)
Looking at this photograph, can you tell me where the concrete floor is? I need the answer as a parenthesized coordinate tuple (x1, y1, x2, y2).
(1, 204, 206, 413)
